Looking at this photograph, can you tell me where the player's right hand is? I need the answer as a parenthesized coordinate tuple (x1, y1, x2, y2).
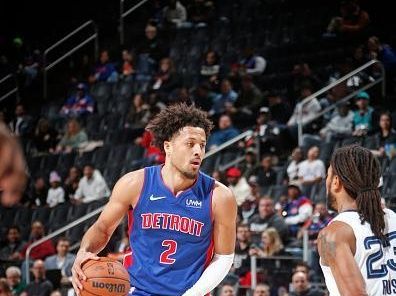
(71, 249, 99, 296)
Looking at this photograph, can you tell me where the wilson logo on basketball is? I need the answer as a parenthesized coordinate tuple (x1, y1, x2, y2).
(92, 282, 126, 293)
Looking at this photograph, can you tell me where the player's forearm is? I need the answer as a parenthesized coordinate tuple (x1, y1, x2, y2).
(79, 222, 112, 254)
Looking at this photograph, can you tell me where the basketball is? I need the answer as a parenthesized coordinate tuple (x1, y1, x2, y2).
(81, 257, 130, 296)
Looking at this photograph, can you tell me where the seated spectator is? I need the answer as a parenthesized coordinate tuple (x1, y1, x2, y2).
(267, 91, 292, 125)
(239, 47, 267, 76)
(150, 57, 179, 97)
(6, 266, 26, 296)
(255, 155, 276, 189)
(0, 226, 26, 262)
(200, 50, 221, 90)
(64, 166, 81, 201)
(124, 93, 151, 129)
(238, 180, 259, 224)
(298, 146, 326, 189)
(368, 36, 396, 71)
(226, 167, 250, 207)
(207, 114, 239, 150)
(162, 0, 187, 28)
(46, 171, 65, 208)
(235, 75, 263, 115)
(21, 260, 53, 296)
(209, 79, 238, 115)
(249, 227, 286, 257)
(44, 237, 75, 286)
(289, 271, 325, 296)
(286, 147, 304, 182)
(119, 49, 135, 81)
(253, 284, 270, 296)
(27, 177, 48, 207)
(352, 91, 373, 136)
(253, 107, 282, 155)
(370, 111, 396, 158)
(239, 148, 258, 179)
(88, 49, 118, 84)
(59, 83, 94, 118)
(248, 197, 289, 244)
(232, 224, 251, 279)
(218, 284, 236, 296)
(0, 278, 12, 296)
(326, 0, 370, 38)
(135, 130, 165, 165)
(72, 164, 110, 204)
(282, 182, 313, 238)
(32, 118, 59, 155)
(55, 119, 88, 153)
(20, 221, 55, 261)
(8, 103, 33, 138)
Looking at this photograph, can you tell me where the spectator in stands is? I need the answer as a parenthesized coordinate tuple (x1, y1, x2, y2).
(352, 91, 373, 136)
(292, 261, 316, 283)
(218, 284, 236, 296)
(248, 197, 289, 244)
(162, 0, 187, 28)
(187, 0, 215, 25)
(370, 111, 396, 158)
(239, 47, 267, 76)
(59, 83, 94, 118)
(267, 91, 292, 125)
(150, 57, 179, 97)
(253, 107, 280, 155)
(255, 155, 276, 189)
(298, 146, 325, 190)
(368, 36, 396, 71)
(49, 291, 61, 296)
(326, 0, 370, 39)
(136, 128, 165, 165)
(137, 23, 167, 71)
(21, 260, 53, 296)
(8, 103, 32, 138)
(32, 118, 59, 155)
(19, 49, 41, 87)
(282, 182, 313, 238)
(0, 226, 26, 262)
(226, 167, 250, 206)
(119, 49, 135, 81)
(200, 50, 221, 90)
(240, 148, 257, 179)
(55, 119, 88, 153)
(72, 163, 110, 204)
(27, 177, 48, 207)
(253, 284, 270, 296)
(207, 114, 239, 150)
(286, 147, 304, 182)
(249, 227, 286, 257)
(44, 237, 75, 286)
(46, 171, 65, 208)
(235, 75, 263, 116)
(289, 63, 321, 100)
(238, 177, 259, 224)
(0, 278, 12, 296)
(124, 93, 151, 129)
(232, 224, 251, 279)
(289, 271, 325, 296)
(6, 266, 26, 296)
(64, 166, 81, 201)
(210, 79, 238, 115)
(88, 49, 118, 84)
(20, 221, 55, 261)
(193, 83, 216, 112)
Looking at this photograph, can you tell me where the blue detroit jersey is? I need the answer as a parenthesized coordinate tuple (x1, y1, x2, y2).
(126, 165, 215, 295)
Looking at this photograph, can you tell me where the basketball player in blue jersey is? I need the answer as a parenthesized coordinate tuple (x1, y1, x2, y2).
(71, 103, 237, 296)
(318, 145, 396, 295)
(0, 123, 26, 206)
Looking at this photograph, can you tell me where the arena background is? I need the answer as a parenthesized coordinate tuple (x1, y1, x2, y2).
(1, 0, 396, 295)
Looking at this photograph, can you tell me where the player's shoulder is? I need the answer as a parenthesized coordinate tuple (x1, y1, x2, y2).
(111, 168, 145, 202)
(319, 219, 355, 242)
(116, 168, 145, 187)
(212, 180, 237, 207)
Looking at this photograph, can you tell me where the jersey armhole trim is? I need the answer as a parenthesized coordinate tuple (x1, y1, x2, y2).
(132, 168, 147, 211)
(209, 180, 215, 223)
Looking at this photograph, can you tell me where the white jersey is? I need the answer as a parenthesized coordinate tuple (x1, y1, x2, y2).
(321, 208, 396, 296)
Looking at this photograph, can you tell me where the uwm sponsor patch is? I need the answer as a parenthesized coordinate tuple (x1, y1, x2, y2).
(186, 199, 202, 208)
(92, 281, 127, 293)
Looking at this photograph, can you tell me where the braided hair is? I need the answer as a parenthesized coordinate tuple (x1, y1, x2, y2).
(330, 145, 386, 241)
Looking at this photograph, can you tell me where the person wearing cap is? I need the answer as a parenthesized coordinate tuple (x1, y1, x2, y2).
(59, 82, 95, 118)
(352, 91, 373, 136)
(226, 167, 250, 206)
(46, 171, 65, 208)
(282, 181, 313, 237)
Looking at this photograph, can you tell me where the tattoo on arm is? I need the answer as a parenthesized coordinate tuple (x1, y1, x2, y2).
(319, 232, 336, 263)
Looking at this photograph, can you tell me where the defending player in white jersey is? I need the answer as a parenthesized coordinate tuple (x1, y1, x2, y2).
(318, 145, 396, 296)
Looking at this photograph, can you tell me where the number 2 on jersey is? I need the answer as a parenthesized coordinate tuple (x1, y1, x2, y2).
(365, 231, 396, 279)
(160, 240, 177, 264)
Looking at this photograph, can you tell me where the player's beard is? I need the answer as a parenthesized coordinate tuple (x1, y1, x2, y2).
(326, 190, 337, 212)
(173, 162, 198, 180)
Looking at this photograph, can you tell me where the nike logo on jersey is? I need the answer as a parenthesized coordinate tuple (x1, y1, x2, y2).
(149, 194, 166, 201)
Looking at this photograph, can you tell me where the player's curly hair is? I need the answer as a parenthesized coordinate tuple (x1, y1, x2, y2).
(330, 145, 386, 242)
(146, 103, 213, 152)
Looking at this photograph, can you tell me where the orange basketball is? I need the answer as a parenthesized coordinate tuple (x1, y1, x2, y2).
(81, 257, 130, 296)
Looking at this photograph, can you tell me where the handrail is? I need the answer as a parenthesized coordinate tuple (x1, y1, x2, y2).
(43, 20, 98, 99)
(119, 0, 150, 45)
(0, 74, 18, 103)
(25, 205, 104, 283)
(297, 59, 385, 146)
(204, 130, 253, 159)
